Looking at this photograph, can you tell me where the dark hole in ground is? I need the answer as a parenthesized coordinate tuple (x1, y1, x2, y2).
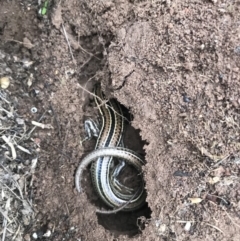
(97, 205, 152, 237)
(80, 90, 152, 236)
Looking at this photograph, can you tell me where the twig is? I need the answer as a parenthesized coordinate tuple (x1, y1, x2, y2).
(59, 121, 70, 162)
(78, 81, 102, 102)
(2, 216, 7, 241)
(78, 83, 128, 122)
(77, 43, 101, 60)
(16, 145, 31, 155)
(225, 211, 240, 229)
(0, 91, 10, 104)
(0, 107, 13, 117)
(65, 202, 70, 215)
(1, 182, 23, 201)
(0, 207, 12, 223)
(176, 220, 195, 223)
(26, 110, 48, 138)
(205, 222, 225, 234)
(4, 39, 25, 45)
(31, 157, 38, 171)
(31, 120, 53, 129)
(12, 224, 20, 240)
(212, 154, 230, 168)
(79, 55, 94, 70)
(80, 74, 97, 102)
(50, 104, 61, 138)
(2, 135, 17, 160)
(62, 23, 76, 64)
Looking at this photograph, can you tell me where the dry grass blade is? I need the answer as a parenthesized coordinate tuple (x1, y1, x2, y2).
(2, 135, 17, 160)
(78, 83, 129, 122)
(62, 23, 76, 64)
(12, 224, 21, 240)
(225, 211, 240, 229)
(0, 91, 10, 104)
(31, 157, 38, 171)
(31, 120, 53, 129)
(26, 110, 48, 138)
(2, 216, 7, 241)
(16, 145, 31, 155)
(0, 206, 12, 223)
(205, 222, 225, 235)
(1, 182, 22, 201)
(0, 107, 14, 118)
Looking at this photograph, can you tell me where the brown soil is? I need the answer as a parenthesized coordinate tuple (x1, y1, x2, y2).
(1, 0, 240, 240)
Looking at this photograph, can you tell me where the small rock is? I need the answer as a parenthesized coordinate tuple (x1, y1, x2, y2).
(16, 118, 25, 125)
(22, 59, 34, 68)
(32, 233, 38, 239)
(183, 95, 191, 103)
(208, 176, 220, 184)
(24, 234, 31, 241)
(188, 197, 203, 204)
(233, 158, 240, 164)
(184, 221, 191, 231)
(43, 230, 51, 237)
(159, 224, 167, 233)
(0, 76, 10, 89)
(234, 46, 240, 55)
(5, 67, 12, 73)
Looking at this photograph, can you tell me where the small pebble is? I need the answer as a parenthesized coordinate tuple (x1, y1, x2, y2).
(32, 233, 38, 239)
(0, 76, 10, 89)
(183, 95, 191, 103)
(24, 234, 31, 241)
(16, 118, 25, 125)
(233, 158, 240, 164)
(234, 46, 240, 55)
(43, 230, 51, 237)
(5, 67, 12, 73)
(184, 221, 191, 232)
(219, 74, 224, 81)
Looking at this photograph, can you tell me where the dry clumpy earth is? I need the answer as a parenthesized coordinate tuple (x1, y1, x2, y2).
(0, 0, 240, 240)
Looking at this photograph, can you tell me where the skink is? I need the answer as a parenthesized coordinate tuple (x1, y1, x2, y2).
(75, 147, 146, 211)
(75, 84, 146, 212)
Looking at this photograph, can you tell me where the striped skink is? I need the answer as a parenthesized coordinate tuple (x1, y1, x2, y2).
(75, 147, 146, 212)
(75, 84, 146, 212)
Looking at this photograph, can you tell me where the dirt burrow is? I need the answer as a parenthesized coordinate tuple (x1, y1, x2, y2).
(0, 0, 240, 240)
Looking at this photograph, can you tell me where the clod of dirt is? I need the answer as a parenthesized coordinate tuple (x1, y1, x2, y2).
(23, 37, 34, 49)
